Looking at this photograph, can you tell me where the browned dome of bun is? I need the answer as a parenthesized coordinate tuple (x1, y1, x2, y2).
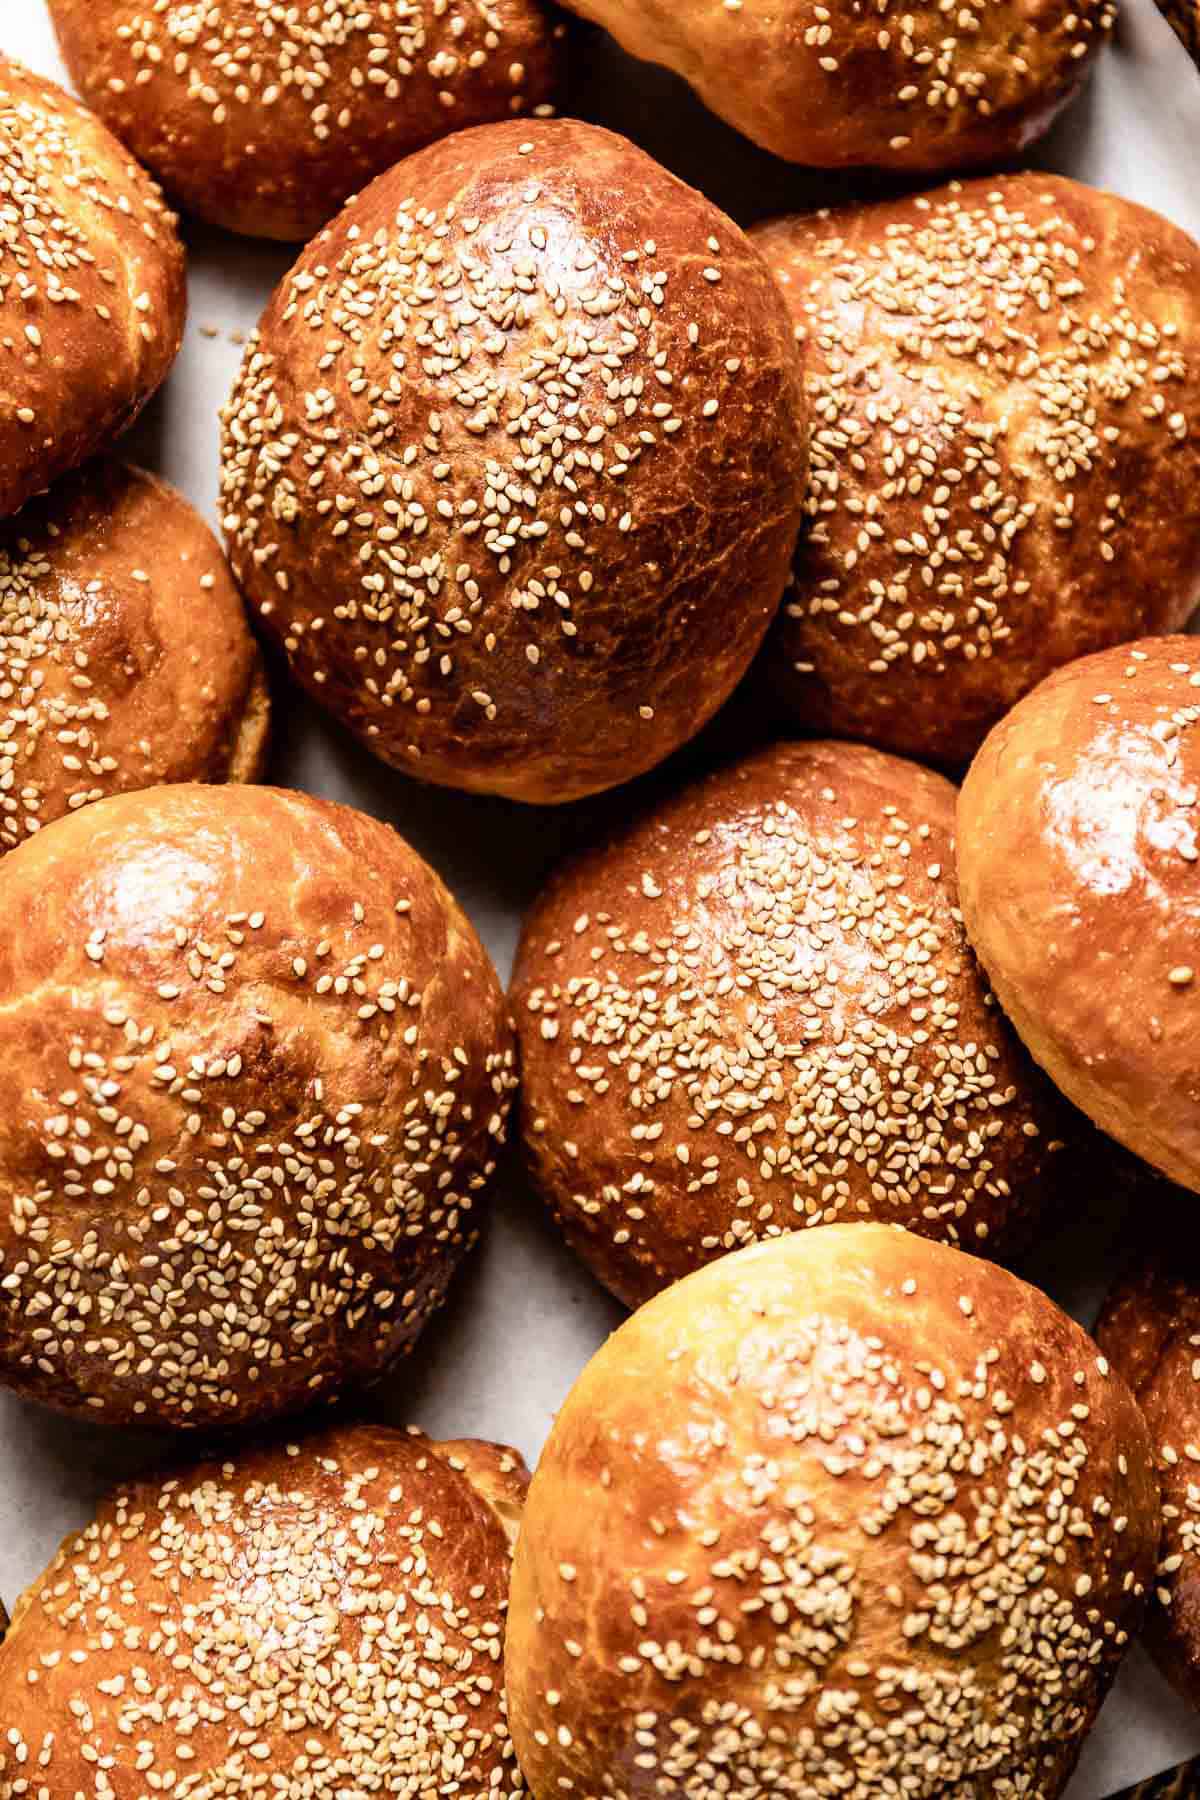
(751, 176, 1200, 770)
(220, 119, 808, 805)
(0, 58, 185, 519)
(0, 783, 515, 1429)
(958, 636, 1200, 1195)
(47, 0, 565, 242)
(1096, 1239, 1200, 1710)
(0, 459, 268, 852)
(556, 0, 1111, 171)
(512, 739, 1085, 1309)
(0, 1421, 530, 1800)
(507, 1224, 1160, 1800)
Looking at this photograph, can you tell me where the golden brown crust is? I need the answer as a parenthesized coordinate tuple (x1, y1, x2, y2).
(511, 739, 1087, 1309)
(752, 175, 1200, 770)
(219, 119, 808, 804)
(0, 782, 516, 1429)
(47, 0, 565, 242)
(0, 460, 268, 852)
(1097, 1243, 1200, 1711)
(0, 58, 185, 519)
(0, 1421, 531, 1800)
(555, 0, 1112, 170)
(957, 635, 1200, 1194)
(507, 1223, 1160, 1800)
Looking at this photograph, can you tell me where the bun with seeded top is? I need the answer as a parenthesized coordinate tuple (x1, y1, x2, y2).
(0, 1422, 530, 1799)
(219, 118, 809, 805)
(506, 1224, 1160, 1800)
(752, 175, 1200, 770)
(511, 738, 1090, 1309)
(0, 783, 515, 1430)
(0, 459, 269, 854)
(0, 57, 185, 518)
(554, 0, 1112, 170)
(958, 636, 1200, 1195)
(46, 0, 565, 241)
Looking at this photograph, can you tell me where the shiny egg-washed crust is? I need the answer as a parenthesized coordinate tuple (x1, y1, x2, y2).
(47, 0, 565, 242)
(507, 1224, 1160, 1800)
(0, 1421, 531, 1800)
(512, 739, 1086, 1309)
(958, 636, 1200, 1195)
(752, 175, 1200, 770)
(220, 119, 808, 805)
(0, 57, 185, 518)
(0, 783, 516, 1430)
(555, 0, 1111, 171)
(1097, 1248, 1200, 1711)
(0, 459, 268, 855)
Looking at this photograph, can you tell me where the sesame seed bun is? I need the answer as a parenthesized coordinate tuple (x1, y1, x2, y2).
(751, 175, 1200, 770)
(506, 1223, 1160, 1800)
(0, 782, 515, 1429)
(0, 459, 269, 853)
(958, 636, 1200, 1195)
(1096, 1234, 1200, 1711)
(0, 57, 185, 519)
(219, 118, 809, 804)
(46, 0, 565, 243)
(554, 0, 1111, 170)
(0, 1421, 530, 1797)
(511, 738, 1089, 1309)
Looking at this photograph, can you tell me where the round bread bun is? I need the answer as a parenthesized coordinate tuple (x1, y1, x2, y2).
(0, 1421, 530, 1798)
(958, 635, 1200, 1195)
(511, 738, 1085, 1309)
(507, 1223, 1159, 1800)
(219, 119, 808, 805)
(0, 57, 185, 519)
(1096, 1239, 1200, 1709)
(556, 0, 1111, 172)
(751, 175, 1200, 770)
(0, 459, 268, 853)
(47, 0, 565, 243)
(0, 782, 515, 1429)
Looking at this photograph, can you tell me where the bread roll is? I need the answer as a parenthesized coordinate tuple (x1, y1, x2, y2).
(0, 1421, 530, 1798)
(512, 739, 1085, 1308)
(0, 783, 515, 1429)
(1097, 1243, 1200, 1709)
(752, 175, 1200, 769)
(507, 1224, 1159, 1800)
(47, 0, 564, 241)
(0, 459, 268, 853)
(958, 636, 1200, 1194)
(555, 0, 1111, 170)
(220, 119, 808, 804)
(0, 58, 185, 519)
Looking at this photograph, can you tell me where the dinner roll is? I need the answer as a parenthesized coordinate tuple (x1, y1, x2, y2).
(0, 57, 185, 519)
(0, 1421, 530, 1799)
(0, 783, 515, 1429)
(220, 120, 808, 804)
(752, 175, 1200, 770)
(47, 0, 564, 242)
(512, 739, 1084, 1308)
(556, 0, 1111, 171)
(507, 1224, 1159, 1800)
(0, 459, 268, 853)
(958, 636, 1200, 1194)
(1097, 1241, 1200, 1708)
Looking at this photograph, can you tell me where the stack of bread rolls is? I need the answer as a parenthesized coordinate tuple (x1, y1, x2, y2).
(2, 4, 1200, 1798)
